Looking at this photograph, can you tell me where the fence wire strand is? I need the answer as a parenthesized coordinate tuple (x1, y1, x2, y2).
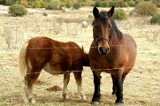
(1, 65, 160, 76)
(1, 43, 160, 51)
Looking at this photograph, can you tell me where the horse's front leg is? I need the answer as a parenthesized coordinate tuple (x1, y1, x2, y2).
(114, 70, 124, 104)
(111, 74, 117, 96)
(91, 71, 101, 104)
(62, 73, 70, 100)
(73, 71, 86, 100)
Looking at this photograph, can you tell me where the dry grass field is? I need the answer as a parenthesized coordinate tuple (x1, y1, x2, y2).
(0, 5, 160, 106)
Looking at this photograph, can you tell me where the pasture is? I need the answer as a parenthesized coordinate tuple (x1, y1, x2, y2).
(0, 5, 160, 106)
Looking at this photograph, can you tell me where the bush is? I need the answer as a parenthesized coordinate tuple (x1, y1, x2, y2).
(8, 4, 28, 16)
(101, 1, 109, 7)
(156, 2, 160, 7)
(116, 0, 128, 7)
(134, 2, 158, 16)
(73, 2, 81, 10)
(19, 0, 30, 7)
(113, 9, 128, 20)
(109, 1, 116, 7)
(150, 14, 160, 24)
(94, 1, 109, 7)
(127, 1, 135, 6)
(46, 0, 61, 10)
(42, 12, 48, 16)
(65, 0, 72, 8)
(81, 2, 87, 6)
(0, 0, 6, 4)
(88, 14, 93, 18)
(6, 0, 18, 5)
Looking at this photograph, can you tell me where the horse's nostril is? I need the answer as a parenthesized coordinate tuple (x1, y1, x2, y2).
(98, 47, 110, 55)
(106, 48, 110, 52)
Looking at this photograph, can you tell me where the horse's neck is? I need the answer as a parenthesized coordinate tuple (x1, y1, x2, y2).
(110, 33, 122, 46)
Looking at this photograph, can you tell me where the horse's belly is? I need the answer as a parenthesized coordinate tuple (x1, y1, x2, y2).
(43, 62, 63, 75)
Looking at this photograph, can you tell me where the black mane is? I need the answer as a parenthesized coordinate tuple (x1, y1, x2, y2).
(99, 11, 123, 40)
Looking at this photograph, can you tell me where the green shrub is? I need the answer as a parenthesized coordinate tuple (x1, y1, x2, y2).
(109, 1, 116, 7)
(88, 14, 93, 18)
(8, 4, 28, 16)
(46, 0, 61, 10)
(0, 0, 6, 4)
(150, 14, 160, 24)
(31, 1, 41, 8)
(81, 2, 87, 6)
(133, 0, 144, 4)
(6, 0, 18, 5)
(156, 2, 160, 7)
(94, 1, 109, 7)
(101, 1, 109, 7)
(127, 1, 135, 6)
(116, 0, 128, 7)
(113, 9, 128, 20)
(19, 0, 30, 7)
(40, 1, 48, 8)
(73, 2, 81, 10)
(81, 0, 92, 6)
(94, 1, 100, 7)
(134, 2, 158, 16)
(65, 0, 72, 8)
(42, 12, 48, 16)
(98, 1, 104, 7)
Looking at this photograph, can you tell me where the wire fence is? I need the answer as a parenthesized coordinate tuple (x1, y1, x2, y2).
(0, 43, 160, 50)
(1, 62, 160, 76)
(1, 43, 160, 74)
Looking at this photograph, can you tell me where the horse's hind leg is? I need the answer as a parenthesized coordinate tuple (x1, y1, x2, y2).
(62, 73, 70, 100)
(73, 72, 86, 100)
(24, 68, 41, 103)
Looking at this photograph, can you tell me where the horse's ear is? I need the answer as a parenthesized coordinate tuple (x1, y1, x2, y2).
(108, 6, 114, 18)
(93, 7, 99, 18)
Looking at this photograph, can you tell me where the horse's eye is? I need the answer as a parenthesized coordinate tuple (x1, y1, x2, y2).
(108, 26, 111, 30)
(109, 24, 112, 30)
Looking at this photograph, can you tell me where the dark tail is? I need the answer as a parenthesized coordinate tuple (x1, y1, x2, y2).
(83, 53, 90, 66)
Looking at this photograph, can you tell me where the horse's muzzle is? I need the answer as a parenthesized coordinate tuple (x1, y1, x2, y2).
(98, 46, 110, 55)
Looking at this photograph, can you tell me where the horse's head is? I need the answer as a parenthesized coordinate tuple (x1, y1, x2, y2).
(92, 6, 114, 55)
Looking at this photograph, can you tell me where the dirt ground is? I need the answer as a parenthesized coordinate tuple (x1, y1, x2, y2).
(0, 5, 160, 106)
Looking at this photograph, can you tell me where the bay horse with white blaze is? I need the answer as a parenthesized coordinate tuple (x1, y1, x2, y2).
(19, 36, 88, 103)
(88, 6, 137, 104)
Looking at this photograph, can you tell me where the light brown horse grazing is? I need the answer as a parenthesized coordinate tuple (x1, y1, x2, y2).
(19, 36, 88, 103)
(88, 6, 137, 105)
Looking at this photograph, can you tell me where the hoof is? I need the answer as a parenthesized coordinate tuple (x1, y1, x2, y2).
(62, 94, 68, 100)
(81, 95, 86, 100)
(91, 101, 103, 105)
(23, 97, 36, 104)
(112, 94, 116, 99)
(30, 99, 36, 104)
(115, 103, 124, 106)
